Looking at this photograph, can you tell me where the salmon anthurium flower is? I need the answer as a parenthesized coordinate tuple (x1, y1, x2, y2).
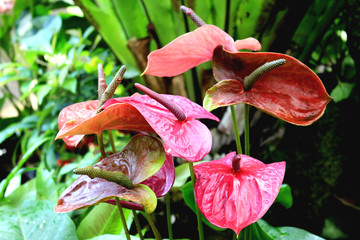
(56, 92, 219, 161)
(194, 152, 286, 235)
(142, 24, 261, 77)
(55, 134, 166, 214)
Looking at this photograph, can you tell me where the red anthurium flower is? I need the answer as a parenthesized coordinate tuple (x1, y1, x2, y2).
(194, 152, 286, 236)
(203, 47, 332, 125)
(106, 153, 175, 211)
(103, 92, 219, 161)
(56, 93, 219, 162)
(55, 134, 166, 214)
(142, 24, 261, 77)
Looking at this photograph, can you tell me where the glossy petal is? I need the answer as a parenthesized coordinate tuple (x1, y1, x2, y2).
(140, 153, 175, 197)
(204, 47, 331, 125)
(107, 153, 175, 211)
(56, 100, 154, 147)
(55, 135, 165, 213)
(105, 94, 219, 161)
(143, 25, 238, 77)
(194, 152, 286, 235)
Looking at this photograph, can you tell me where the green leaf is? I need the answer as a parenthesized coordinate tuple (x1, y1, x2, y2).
(0, 200, 77, 240)
(258, 219, 325, 240)
(36, 164, 58, 202)
(330, 81, 355, 103)
(181, 181, 224, 231)
(77, 203, 130, 239)
(3, 179, 37, 208)
(238, 222, 274, 240)
(275, 184, 293, 209)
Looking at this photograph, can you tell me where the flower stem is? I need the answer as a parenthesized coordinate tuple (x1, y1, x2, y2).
(132, 209, 145, 240)
(97, 133, 106, 159)
(165, 193, 173, 240)
(146, 213, 162, 240)
(230, 105, 243, 155)
(188, 162, 204, 240)
(107, 130, 117, 153)
(244, 104, 250, 155)
(115, 198, 131, 240)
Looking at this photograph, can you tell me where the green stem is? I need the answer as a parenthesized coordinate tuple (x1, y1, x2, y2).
(97, 133, 106, 159)
(107, 130, 117, 153)
(188, 162, 204, 240)
(115, 198, 131, 240)
(230, 105, 243, 154)
(244, 104, 250, 155)
(165, 194, 173, 240)
(146, 213, 162, 240)
(132, 210, 145, 240)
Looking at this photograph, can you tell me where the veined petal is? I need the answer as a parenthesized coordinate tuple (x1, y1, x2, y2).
(207, 47, 332, 125)
(143, 25, 237, 77)
(55, 135, 165, 214)
(106, 94, 219, 161)
(56, 100, 154, 147)
(194, 153, 285, 235)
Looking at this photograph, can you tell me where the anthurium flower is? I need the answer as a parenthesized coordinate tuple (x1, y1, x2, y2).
(106, 153, 175, 211)
(56, 93, 219, 161)
(56, 100, 153, 147)
(104, 92, 219, 162)
(194, 152, 286, 235)
(142, 24, 261, 77)
(203, 46, 332, 125)
(55, 134, 166, 214)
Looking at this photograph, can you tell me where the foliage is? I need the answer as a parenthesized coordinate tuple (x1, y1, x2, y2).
(0, 0, 358, 239)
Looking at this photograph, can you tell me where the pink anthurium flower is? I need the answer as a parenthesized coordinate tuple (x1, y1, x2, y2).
(103, 89, 220, 162)
(142, 24, 261, 77)
(55, 134, 166, 214)
(106, 153, 175, 211)
(56, 91, 219, 161)
(194, 152, 286, 236)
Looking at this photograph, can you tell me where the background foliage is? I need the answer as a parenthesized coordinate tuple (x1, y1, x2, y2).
(0, 0, 359, 239)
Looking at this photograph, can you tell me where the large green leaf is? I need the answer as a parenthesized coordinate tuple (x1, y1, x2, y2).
(74, 0, 137, 68)
(77, 203, 131, 239)
(0, 200, 77, 240)
(258, 219, 325, 240)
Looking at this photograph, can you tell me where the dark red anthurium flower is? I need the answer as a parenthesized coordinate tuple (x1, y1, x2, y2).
(55, 134, 166, 214)
(56, 94, 219, 162)
(142, 24, 261, 77)
(203, 46, 332, 125)
(106, 153, 175, 211)
(194, 152, 286, 236)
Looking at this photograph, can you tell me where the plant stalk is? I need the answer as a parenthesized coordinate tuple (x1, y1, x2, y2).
(165, 193, 173, 240)
(244, 104, 250, 155)
(107, 130, 117, 153)
(188, 162, 204, 240)
(132, 210, 145, 240)
(115, 198, 131, 240)
(146, 213, 162, 240)
(96, 133, 107, 159)
(230, 105, 243, 155)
